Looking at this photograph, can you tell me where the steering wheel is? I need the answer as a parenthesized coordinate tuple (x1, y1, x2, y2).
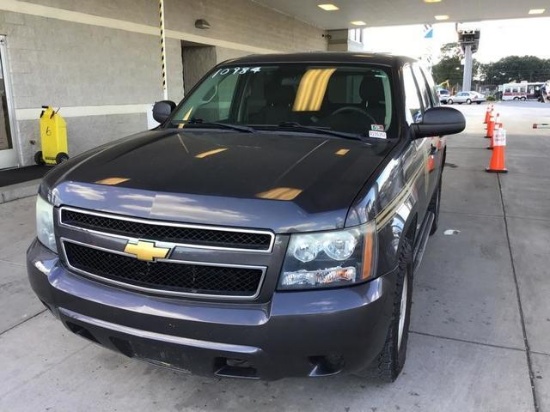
(330, 106, 378, 125)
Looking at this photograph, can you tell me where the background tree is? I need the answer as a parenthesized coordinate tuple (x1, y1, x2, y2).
(479, 56, 550, 85)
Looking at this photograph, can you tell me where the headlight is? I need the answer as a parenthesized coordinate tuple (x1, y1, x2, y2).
(278, 221, 377, 290)
(36, 195, 57, 253)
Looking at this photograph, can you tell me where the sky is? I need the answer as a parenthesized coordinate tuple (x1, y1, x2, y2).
(362, 17, 550, 64)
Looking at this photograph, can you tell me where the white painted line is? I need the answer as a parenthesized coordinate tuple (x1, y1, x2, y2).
(15, 104, 151, 120)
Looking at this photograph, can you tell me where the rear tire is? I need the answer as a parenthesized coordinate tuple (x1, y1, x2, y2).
(34, 151, 45, 166)
(447, 99, 453, 105)
(356, 240, 413, 383)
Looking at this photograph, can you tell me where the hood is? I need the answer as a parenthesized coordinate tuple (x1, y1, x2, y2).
(45, 129, 395, 233)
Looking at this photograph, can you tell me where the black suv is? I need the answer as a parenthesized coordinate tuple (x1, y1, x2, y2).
(28, 53, 465, 382)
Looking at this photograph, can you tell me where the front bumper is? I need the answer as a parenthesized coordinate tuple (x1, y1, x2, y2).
(27, 239, 397, 380)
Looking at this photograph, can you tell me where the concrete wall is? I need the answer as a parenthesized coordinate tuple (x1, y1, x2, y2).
(166, 0, 327, 54)
(0, 0, 327, 168)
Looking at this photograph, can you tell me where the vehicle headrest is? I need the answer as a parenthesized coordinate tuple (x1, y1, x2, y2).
(360, 74, 385, 105)
(266, 83, 295, 107)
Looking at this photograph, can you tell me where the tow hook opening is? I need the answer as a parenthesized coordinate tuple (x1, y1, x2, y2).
(308, 354, 344, 377)
(65, 321, 100, 344)
(214, 357, 259, 379)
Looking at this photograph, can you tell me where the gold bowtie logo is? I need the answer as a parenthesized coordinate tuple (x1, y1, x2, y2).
(124, 240, 171, 262)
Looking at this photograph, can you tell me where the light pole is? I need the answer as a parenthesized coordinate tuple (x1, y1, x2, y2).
(457, 29, 480, 91)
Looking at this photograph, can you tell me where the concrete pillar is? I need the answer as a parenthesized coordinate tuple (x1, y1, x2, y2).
(462, 44, 473, 92)
(326, 29, 364, 52)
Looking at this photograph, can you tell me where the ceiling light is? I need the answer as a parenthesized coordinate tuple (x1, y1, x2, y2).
(434, 15, 449, 20)
(528, 8, 545, 14)
(351, 21, 367, 26)
(318, 4, 339, 11)
(424, 0, 442, 3)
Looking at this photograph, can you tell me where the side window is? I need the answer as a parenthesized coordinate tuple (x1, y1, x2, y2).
(403, 65, 422, 124)
(412, 65, 432, 110)
(420, 66, 438, 106)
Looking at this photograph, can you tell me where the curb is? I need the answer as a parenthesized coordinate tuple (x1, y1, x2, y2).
(0, 179, 40, 204)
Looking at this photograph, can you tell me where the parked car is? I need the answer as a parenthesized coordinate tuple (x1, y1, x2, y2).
(27, 52, 465, 383)
(437, 88, 451, 104)
(447, 91, 486, 105)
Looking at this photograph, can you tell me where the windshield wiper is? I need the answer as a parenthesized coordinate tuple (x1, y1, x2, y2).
(171, 118, 255, 133)
(270, 122, 364, 141)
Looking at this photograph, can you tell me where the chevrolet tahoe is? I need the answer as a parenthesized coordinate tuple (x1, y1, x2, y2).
(27, 52, 465, 382)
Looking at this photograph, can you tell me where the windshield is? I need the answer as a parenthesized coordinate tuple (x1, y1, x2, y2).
(169, 64, 396, 136)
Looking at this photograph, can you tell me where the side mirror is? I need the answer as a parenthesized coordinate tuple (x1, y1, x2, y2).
(412, 107, 466, 139)
(152, 100, 176, 123)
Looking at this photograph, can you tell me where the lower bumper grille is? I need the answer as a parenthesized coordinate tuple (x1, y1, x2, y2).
(63, 242, 264, 298)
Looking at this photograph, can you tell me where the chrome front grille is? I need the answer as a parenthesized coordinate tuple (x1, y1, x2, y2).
(60, 208, 274, 252)
(57, 207, 273, 300)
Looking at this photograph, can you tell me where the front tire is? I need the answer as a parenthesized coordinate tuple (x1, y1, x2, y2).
(357, 240, 413, 382)
(466, 99, 472, 104)
(447, 99, 453, 104)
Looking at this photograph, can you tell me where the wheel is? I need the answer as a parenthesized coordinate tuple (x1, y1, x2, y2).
(447, 99, 453, 104)
(330, 106, 377, 124)
(356, 240, 413, 382)
(55, 152, 69, 164)
(466, 99, 472, 104)
(428, 176, 442, 235)
(476, 101, 482, 104)
(513, 97, 519, 101)
(458, 102, 462, 105)
(521, 97, 526, 101)
(34, 151, 45, 166)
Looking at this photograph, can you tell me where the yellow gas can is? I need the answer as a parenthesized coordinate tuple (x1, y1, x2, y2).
(35, 106, 69, 165)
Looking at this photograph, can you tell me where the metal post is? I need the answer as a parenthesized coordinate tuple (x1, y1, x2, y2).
(462, 44, 473, 92)
(159, 0, 168, 100)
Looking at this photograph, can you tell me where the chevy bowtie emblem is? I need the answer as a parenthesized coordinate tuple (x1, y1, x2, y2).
(124, 240, 171, 262)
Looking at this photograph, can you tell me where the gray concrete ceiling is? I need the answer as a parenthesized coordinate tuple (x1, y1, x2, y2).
(253, 0, 548, 29)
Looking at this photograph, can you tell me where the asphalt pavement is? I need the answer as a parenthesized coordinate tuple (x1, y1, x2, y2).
(1, 101, 550, 411)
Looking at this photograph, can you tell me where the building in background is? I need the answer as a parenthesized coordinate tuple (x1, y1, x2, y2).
(0, 0, 347, 170)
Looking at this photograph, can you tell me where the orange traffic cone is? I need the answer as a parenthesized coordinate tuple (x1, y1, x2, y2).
(484, 104, 493, 124)
(485, 113, 495, 138)
(487, 122, 502, 150)
(486, 127, 507, 173)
